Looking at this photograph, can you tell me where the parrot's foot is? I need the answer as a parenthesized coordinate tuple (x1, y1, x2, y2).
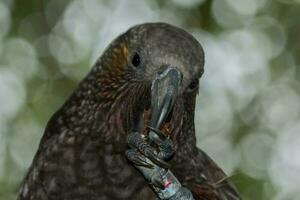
(126, 131, 195, 200)
(147, 126, 174, 161)
(125, 149, 154, 169)
(125, 145, 165, 189)
(126, 131, 170, 168)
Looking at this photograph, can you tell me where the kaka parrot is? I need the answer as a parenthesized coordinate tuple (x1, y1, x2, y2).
(17, 23, 241, 200)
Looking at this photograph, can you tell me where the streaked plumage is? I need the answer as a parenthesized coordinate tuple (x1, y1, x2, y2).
(18, 23, 241, 200)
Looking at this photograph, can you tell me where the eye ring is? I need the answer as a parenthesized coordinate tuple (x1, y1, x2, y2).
(131, 52, 141, 67)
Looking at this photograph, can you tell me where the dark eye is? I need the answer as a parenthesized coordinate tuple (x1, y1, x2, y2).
(131, 53, 141, 67)
(188, 79, 199, 91)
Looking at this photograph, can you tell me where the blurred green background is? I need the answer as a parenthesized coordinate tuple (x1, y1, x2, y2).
(0, 0, 300, 199)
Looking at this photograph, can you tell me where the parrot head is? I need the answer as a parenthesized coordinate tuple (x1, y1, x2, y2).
(93, 22, 204, 148)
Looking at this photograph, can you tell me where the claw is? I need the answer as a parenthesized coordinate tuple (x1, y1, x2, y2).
(146, 150, 170, 169)
(127, 132, 170, 168)
(147, 126, 174, 160)
(125, 149, 153, 169)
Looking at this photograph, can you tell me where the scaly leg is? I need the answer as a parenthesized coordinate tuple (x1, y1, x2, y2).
(126, 131, 194, 200)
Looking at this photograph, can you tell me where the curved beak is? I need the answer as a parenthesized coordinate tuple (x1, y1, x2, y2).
(149, 68, 182, 143)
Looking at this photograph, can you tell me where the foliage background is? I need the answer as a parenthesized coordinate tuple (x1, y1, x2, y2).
(0, 0, 299, 199)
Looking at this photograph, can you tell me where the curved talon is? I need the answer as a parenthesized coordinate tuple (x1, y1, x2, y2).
(126, 149, 154, 169)
(147, 126, 167, 141)
(147, 126, 174, 160)
(146, 150, 171, 169)
(127, 132, 171, 168)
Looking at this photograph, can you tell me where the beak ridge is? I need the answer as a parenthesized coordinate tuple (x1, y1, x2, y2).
(149, 68, 182, 143)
